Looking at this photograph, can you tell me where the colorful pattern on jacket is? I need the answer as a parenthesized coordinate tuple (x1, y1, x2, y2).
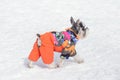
(52, 30, 78, 46)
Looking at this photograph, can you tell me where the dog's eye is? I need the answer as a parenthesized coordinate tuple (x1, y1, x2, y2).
(79, 22, 86, 28)
(79, 22, 83, 27)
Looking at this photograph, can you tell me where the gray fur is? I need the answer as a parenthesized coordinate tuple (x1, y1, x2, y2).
(70, 17, 89, 38)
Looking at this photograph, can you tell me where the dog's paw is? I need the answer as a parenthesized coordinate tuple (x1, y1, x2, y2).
(77, 59, 84, 64)
(57, 64, 60, 68)
(56, 64, 63, 68)
(27, 61, 34, 68)
(47, 63, 58, 69)
(28, 64, 34, 68)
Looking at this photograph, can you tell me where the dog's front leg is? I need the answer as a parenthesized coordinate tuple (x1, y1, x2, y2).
(73, 55, 84, 64)
(57, 58, 65, 67)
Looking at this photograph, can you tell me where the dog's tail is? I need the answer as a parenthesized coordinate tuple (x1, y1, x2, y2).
(36, 33, 41, 47)
(36, 33, 40, 37)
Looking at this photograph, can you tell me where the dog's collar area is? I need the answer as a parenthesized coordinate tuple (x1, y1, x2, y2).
(66, 30, 78, 45)
(65, 28, 80, 40)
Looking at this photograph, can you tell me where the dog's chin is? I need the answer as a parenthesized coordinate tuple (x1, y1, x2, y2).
(84, 27, 89, 38)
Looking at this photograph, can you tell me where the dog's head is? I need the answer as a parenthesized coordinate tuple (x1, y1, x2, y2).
(70, 17, 89, 39)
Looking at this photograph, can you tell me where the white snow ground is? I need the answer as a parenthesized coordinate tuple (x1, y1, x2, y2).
(0, 0, 120, 80)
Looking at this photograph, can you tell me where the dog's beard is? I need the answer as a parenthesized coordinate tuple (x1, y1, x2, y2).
(83, 27, 89, 38)
(79, 27, 89, 39)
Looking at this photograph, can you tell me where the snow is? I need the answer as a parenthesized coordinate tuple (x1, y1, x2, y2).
(0, 0, 120, 80)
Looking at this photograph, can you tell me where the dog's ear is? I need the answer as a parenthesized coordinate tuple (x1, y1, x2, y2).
(70, 17, 75, 25)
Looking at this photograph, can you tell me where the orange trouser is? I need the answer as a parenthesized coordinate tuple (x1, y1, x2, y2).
(28, 32, 63, 64)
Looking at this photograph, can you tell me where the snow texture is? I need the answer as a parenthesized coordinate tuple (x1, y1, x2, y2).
(0, 0, 120, 80)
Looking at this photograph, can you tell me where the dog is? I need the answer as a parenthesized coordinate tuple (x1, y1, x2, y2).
(27, 17, 89, 68)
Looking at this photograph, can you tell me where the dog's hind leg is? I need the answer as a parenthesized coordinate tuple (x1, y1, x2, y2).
(28, 60, 34, 68)
(73, 55, 84, 64)
(47, 62, 58, 69)
(28, 36, 41, 68)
